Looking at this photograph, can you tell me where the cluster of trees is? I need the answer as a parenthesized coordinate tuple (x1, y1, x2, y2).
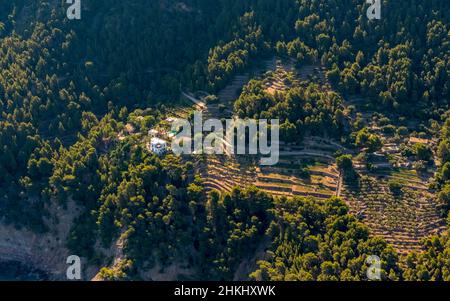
(403, 234, 450, 281)
(196, 187, 273, 279)
(234, 80, 347, 143)
(207, 12, 268, 92)
(251, 197, 401, 280)
(288, 0, 449, 115)
(0, 121, 53, 231)
(201, 0, 303, 91)
(353, 128, 382, 153)
(276, 38, 317, 66)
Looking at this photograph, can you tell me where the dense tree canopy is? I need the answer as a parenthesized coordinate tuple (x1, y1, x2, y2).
(0, 0, 449, 281)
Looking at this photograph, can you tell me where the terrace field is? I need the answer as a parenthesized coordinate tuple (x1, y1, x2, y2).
(341, 175, 445, 254)
(194, 57, 446, 256)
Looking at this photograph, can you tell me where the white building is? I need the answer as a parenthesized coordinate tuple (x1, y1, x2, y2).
(149, 137, 167, 155)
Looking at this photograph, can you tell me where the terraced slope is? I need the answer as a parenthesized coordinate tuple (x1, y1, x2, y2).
(201, 57, 278, 192)
(341, 175, 446, 254)
(201, 60, 342, 198)
(201, 155, 256, 193)
(197, 58, 446, 256)
(254, 138, 341, 199)
(263, 59, 295, 95)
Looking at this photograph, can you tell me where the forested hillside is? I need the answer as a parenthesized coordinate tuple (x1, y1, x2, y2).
(0, 0, 449, 281)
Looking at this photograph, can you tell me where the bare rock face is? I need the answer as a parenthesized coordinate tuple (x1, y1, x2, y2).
(0, 224, 67, 279)
(0, 200, 98, 280)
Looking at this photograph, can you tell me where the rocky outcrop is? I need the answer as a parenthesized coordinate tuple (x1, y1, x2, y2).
(0, 200, 98, 280)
